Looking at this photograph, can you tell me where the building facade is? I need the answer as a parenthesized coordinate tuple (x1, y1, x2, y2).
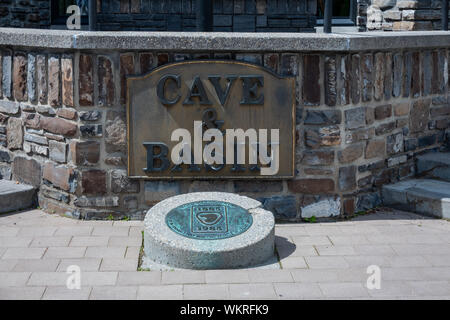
(1, 0, 446, 32)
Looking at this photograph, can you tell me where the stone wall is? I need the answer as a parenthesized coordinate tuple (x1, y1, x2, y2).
(0, 31, 449, 221)
(97, 0, 317, 32)
(366, 0, 448, 31)
(0, 0, 50, 28)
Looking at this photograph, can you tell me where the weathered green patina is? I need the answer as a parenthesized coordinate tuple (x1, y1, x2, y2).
(165, 200, 253, 240)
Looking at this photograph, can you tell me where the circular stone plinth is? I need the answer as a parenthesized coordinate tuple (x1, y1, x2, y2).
(143, 192, 275, 270)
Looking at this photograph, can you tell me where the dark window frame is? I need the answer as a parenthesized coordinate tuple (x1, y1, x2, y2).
(316, 0, 357, 26)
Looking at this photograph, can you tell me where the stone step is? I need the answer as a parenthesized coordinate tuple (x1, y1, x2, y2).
(0, 180, 36, 214)
(382, 179, 450, 219)
(417, 152, 450, 182)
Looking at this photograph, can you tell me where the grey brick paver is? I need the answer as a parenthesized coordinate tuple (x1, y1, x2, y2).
(17, 227, 57, 237)
(248, 270, 294, 283)
(0, 286, 45, 299)
(274, 283, 323, 299)
(205, 270, 250, 284)
(100, 258, 138, 271)
(92, 226, 130, 237)
(90, 286, 137, 300)
(54, 226, 93, 236)
(69, 236, 109, 247)
(304, 256, 350, 269)
(85, 246, 126, 258)
(279, 256, 308, 269)
(117, 271, 161, 286)
(183, 284, 228, 299)
(138, 285, 183, 300)
(42, 286, 92, 300)
(2, 247, 46, 259)
(108, 236, 142, 247)
(161, 271, 205, 284)
(57, 258, 102, 272)
(229, 283, 278, 299)
(319, 282, 370, 298)
(0, 236, 33, 248)
(0, 272, 31, 286)
(30, 236, 72, 247)
(44, 247, 86, 259)
(13, 259, 60, 272)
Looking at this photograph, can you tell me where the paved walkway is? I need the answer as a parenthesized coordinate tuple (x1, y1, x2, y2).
(0, 208, 449, 300)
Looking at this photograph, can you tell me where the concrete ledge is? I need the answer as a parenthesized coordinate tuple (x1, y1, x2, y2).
(1, 28, 450, 51)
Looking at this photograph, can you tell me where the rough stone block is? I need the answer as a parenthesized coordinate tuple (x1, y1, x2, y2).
(111, 169, 140, 193)
(288, 179, 335, 194)
(262, 195, 297, 219)
(7, 117, 23, 150)
(79, 54, 94, 106)
(81, 170, 107, 195)
(145, 181, 180, 204)
(49, 140, 67, 163)
(300, 196, 340, 218)
(70, 140, 100, 165)
(98, 56, 115, 107)
(61, 56, 73, 107)
(48, 55, 60, 107)
(13, 53, 27, 102)
(12, 156, 42, 187)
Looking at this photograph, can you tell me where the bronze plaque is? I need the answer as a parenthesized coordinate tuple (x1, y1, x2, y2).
(127, 60, 295, 179)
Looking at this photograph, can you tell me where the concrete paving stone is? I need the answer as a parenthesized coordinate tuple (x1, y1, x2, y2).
(391, 244, 450, 255)
(27, 272, 68, 286)
(76, 220, 113, 226)
(108, 236, 142, 247)
(418, 267, 450, 281)
(100, 258, 138, 271)
(407, 281, 450, 296)
(304, 225, 344, 236)
(54, 226, 93, 236)
(161, 271, 205, 284)
(274, 225, 308, 236)
(367, 281, 416, 298)
(30, 236, 72, 247)
(315, 245, 357, 256)
(69, 236, 109, 247)
(90, 286, 137, 300)
(381, 267, 427, 281)
(388, 255, 432, 268)
(117, 271, 161, 286)
(0, 272, 31, 286)
(248, 269, 293, 283)
(57, 258, 101, 272)
(277, 244, 317, 258)
(85, 246, 126, 258)
(0, 247, 5, 258)
(0, 259, 17, 271)
(13, 259, 60, 272)
(42, 286, 92, 300)
(328, 235, 370, 245)
(353, 244, 397, 255)
(365, 235, 409, 244)
(405, 235, 446, 244)
(17, 226, 57, 237)
(290, 269, 341, 283)
(319, 282, 370, 298)
(304, 256, 350, 269)
(273, 283, 323, 299)
(112, 221, 144, 227)
(0, 236, 33, 247)
(0, 226, 20, 236)
(80, 272, 118, 286)
(2, 247, 46, 259)
(280, 256, 308, 269)
(129, 226, 144, 237)
(183, 284, 229, 300)
(343, 255, 392, 268)
(291, 235, 332, 246)
(205, 270, 250, 284)
(44, 247, 86, 259)
(138, 285, 183, 300)
(125, 246, 141, 259)
(423, 255, 450, 267)
(91, 226, 130, 236)
(0, 286, 45, 299)
(338, 225, 380, 235)
(229, 283, 278, 299)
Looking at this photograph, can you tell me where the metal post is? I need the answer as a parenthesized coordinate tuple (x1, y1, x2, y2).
(324, 0, 333, 33)
(443, 0, 448, 30)
(196, 0, 213, 31)
(89, 0, 97, 31)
